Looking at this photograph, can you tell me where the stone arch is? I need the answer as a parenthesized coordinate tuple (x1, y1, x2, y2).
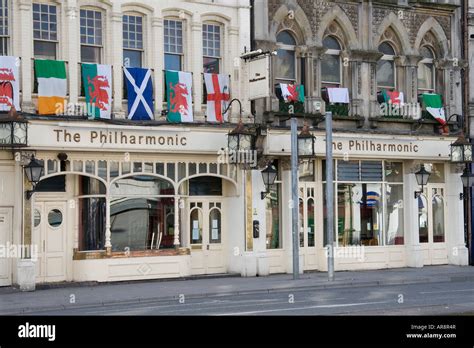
(317, 5, 359, 50)
(414, 17, 449, 58)
(270, 4, 313, 45)
(110, 173, 178, 193)
(374, 12, 412, 54)
(121, 2, 154, 15)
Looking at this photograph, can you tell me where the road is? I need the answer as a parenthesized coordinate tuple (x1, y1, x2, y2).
(27, 280, 474, 316)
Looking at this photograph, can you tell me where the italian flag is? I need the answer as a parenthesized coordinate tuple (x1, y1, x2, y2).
(165, 70, 193, 123)
(280, 83, 304, 103)
(82, 63, 112, 119)
(422, 93, 446, 125)
(35, 59, 67, 115)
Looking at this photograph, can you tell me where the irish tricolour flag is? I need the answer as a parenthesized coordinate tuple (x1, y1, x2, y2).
(35, 59, 67, 115)
(422, 93, 446, 125)
(165, 70, 193, 123)
(82, 63, 112, 119)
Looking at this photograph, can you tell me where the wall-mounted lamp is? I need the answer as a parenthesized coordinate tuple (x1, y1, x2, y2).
(459, 167, 474, 200)
(23, 155, 44, 200)
(260, 163, 278, 199)
(414, 164, 430, 199)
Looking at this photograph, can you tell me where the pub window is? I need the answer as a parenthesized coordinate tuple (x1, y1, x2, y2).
(377, 42, 396, 90)
(110, 175, 176, 251)
(321, 36, 342, 87)
(266, 161, 281, 249)
(332, 160, 404, 247)
(164, 19, 183, 71)
(418, 46, 435, 94)
(123, 14, 144, 68)
(33, 3, 58, 60)
(0, 0, 9, 55)
(275, 31, 296, 82)
(80, 9, 103, 63)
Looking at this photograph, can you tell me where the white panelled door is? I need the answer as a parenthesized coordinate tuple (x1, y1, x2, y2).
(0, 208, 13, 286)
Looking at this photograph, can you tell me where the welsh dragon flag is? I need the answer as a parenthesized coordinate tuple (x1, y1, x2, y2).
(382, 89, 404, 105)
(422, 93, 446, 125)
(82, 63, 112, 119)
(280, 83, 304, 103)
(165, 70, 193, 123)
(0, 56, 20, 112)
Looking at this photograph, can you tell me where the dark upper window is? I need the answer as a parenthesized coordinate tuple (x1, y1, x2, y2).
(377, 42, 396, 90)
(275, 30, 296, 81)
(123, 14, 144, 68)
(164, 19, 183, 71)
(321, 36, 342, 87)
(203, 23, 221, 74)
(33, 3, 58, 60)
(0, 0, 9, 55)
(418, 46, 435, 94)
(189, 176, 222, 196)
(80, 9, 103, 63)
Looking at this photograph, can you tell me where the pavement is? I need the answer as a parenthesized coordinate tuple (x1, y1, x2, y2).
(1, 265, 474, 315)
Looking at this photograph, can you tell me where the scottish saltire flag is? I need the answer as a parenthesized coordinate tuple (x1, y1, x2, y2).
(280, 83, 304, 103)
(82, 63, 112, 119)
(165, 70, 193, 123)
(422, 93, 446, 125)
(124, 67, 154, 120)
(204, 73, 230, 123)
(0, 56, 20, 111)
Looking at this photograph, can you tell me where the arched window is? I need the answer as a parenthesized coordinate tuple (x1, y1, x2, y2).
(418, 46, 435, 94)
(275, 30, 296, 82)
(377, 42, 396, 90)
(321, 36, 342, 87)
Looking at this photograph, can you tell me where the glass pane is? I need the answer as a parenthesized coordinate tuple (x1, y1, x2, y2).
(209, 163, 217, 174)
(377, 60, 395, 88)
(189, 176, 222, 196)
(299, 159, 315, 182)
(178, 162, 186, 181)
(198, 163, 207, 173)
(166, 163, 175, 181)
(385, 184, 404, 245)
(418, 193, 429, 243)
(338, 183, 383, 246)
(48, 209, 63, 227)
(110, 175, 174, 196)
(34, 41, 57, 60)
(144, 162, 153, 174)
(424, 163, 445, 183)
(299, 198, 304, 247)
(420, 46, 434, 59)
(81, 46, 101, 63)
(34, 209, 41, 227)
(360, 161, 383, 182)
(203, 57, 220, 74)
(307, 198, 315, 247)
(266, 185, 281, 249)
(385, 162, 403, 183)
(189, 163, 197, 176)
(98, 160, 107, 179)
(47, 160, 57, 174)
(378, 42, 395, 56)
(111, 197, 175, 251)
(323, 36, 341, 50)
(156, 162, 164, 176)
(337, 161, 359, 181)
(418, 63, 433, 91)
(123, 49, 142, 68)
(432, 192, 445, 243)
(276, 31, 296, 45)
(122, 162, 131, 175)
(190, 209, 203, 244)
(110, 161, 119, 179)
(164, 54, 181, 71)
(209, 208, 221, 243)
(73, 160, 83, 172)
(275, 49, 295, 80)
(321, 54, 340, 84)
(133, 162, 142, 173)
(80, 176, 106, 195)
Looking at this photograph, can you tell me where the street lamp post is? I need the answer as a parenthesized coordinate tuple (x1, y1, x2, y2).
(325, 111, 334, 281)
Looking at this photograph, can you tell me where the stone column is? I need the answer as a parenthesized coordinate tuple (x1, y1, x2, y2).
(229, 25, 240, 122)
(105, 195, 111, 254)
(190, 14, 203, 120)
(398, 55, 422, 105)
(152, 17, 164, 119)
(174, 196, 180, 247)
(19, 0, 34, 112)
(66, 1, 79, 105)
(110, 9, 124, 117)
(308, 45, 326, 114)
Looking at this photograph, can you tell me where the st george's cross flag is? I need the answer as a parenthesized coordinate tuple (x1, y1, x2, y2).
(82, 63, 112, 119)
(166, 70, 193, 123)
(0, 56, 20, 112)
(204, 73, 230, 123)
(124, 67, 154, 120)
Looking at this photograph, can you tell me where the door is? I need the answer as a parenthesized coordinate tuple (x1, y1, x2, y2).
(187, 200, 225, 275)
(418, 186, 448, 265)
(0, 208, 12, 286)
(299, 183, 317, 270)
(33, 201, 67, 283)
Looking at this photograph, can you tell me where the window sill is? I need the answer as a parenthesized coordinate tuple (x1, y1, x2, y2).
(73, 247, 190, 260)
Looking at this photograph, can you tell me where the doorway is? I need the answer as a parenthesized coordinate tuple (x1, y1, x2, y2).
(0, 207, 12, 286)
(299, 183, 318, 270)
(418, 185, 448, 265)
(33, 201, 67, 283)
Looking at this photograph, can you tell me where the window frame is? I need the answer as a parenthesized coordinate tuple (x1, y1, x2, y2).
(417, 45, 436, 94)
(202, 22, 222, 74)
(377, 41, 397, 91)
(0, 0, 9, 56)
(122, 13, 144, 68)
(164, 18, 184, 71)
(321, 35, 342, 87)
(275, 30, 297, 83)
(80, 8, 104, 64)
(32, 2, 59, 60)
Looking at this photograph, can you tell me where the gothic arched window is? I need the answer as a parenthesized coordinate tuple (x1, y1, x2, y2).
(275, 30, 297, 82)
(377, 42, 396, 90)
(321, 36, 342, 87)
(418, 46, 436, 94)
